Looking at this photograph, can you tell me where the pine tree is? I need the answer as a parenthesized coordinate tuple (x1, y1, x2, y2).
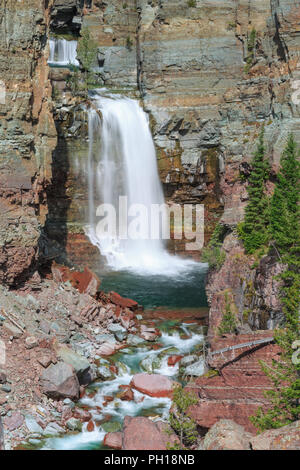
(270, 134, 300, 256)
(251, 135, 300, 432)
(238, 127, 270, 253)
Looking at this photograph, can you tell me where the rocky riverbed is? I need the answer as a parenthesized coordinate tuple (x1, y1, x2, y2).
(0, 264, 208, 450)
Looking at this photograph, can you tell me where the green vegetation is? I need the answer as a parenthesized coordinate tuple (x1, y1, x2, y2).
(245, 133, 300, 432)
(70, 28, 98, 94)
(244, 28, 256, 72)
(270, 135, 300, 255)
(168, 385, 198, 449)
(126, 36, 133, 51)
(238, 126, 270, 253)
(187, 0, 196, 7)
(201, 223, 226, 270)
(218, 291, 237, 336)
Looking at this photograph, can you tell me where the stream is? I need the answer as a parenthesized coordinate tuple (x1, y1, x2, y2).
(37, 266, 208, 450)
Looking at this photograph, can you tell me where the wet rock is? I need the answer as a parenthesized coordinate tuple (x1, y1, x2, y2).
(168, 355, 183, 366)
(103, 431, 122, 450)
(140, 325, 160, 342)
(73, 408, 92, 422)
(117, 385, 134, 401)
(87, 420, 95, 432)
(130, 373, 176, 398)
(98, 365, 114, 380)
(1, 385, 11, 393)
(102, 421, 122, 433)
(250, 421, 300, 450)
(122, 416, 179, 450)
(140, 356, 161, 374)
(66, 417, 82, 432)
(185, 358, 205, 377)
(40, 362, 80, 401)
(199, 419, 252, 450)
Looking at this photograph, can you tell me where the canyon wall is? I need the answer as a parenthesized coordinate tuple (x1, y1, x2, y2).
(0, 0, 57, 286)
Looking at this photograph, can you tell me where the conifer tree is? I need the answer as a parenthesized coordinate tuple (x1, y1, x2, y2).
(270, 134, 300, 256)
(238, 127, 270, 253)
(251, 135, 300, 432)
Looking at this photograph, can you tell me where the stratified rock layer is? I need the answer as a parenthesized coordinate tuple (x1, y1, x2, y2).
(0, 0, 57, 285)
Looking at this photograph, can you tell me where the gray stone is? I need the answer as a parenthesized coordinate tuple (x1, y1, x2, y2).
(55, 345, 92, 385)
(25, 415, 43, 435)
(127, 334, 145, 346)
(66, 417, 82, 432)
(40, 362, 80, 401)
(98, 365, 114, 380)
(43, 422, 65, 437)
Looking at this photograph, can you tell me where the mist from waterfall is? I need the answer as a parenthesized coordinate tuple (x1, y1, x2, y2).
(86, 93, 199, 275)
(48, 38, 79, 67)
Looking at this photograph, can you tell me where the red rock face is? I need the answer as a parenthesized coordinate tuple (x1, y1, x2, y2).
(51, 263, 100, 297)
(122, 417, 179, 450)
(103, 432, 123, 450)
(186, 333, 281, 433)
(110, 291, 138, 310)
(130, 373, 175, 398)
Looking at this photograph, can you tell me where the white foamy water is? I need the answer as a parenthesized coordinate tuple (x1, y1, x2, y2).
(86, 93, 202, 275)
(48, 38, 79, 67)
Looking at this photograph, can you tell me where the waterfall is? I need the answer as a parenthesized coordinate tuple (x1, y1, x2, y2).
(48, 38, 79, 67)
(87, 93, 197, 275)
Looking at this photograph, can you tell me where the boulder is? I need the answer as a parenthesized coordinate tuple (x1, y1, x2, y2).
(122, 416, 179, 450)
(103, 432, 123, 450)
(40, 362, 80, 401)
(55, 344, 91, 385)
(250, 421, 300, 450)
(199, 419, 252, 450)
(130, 373, 175, 398)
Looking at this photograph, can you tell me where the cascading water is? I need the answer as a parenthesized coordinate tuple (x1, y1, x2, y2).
(86, 93, 199, 275)
(48, 38, 79, 67)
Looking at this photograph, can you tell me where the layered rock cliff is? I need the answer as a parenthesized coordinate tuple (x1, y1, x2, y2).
(0, 0, 57, 286)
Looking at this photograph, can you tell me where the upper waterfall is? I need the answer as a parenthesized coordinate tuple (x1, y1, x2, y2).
(48, 38, 79, 67)
(86, 93, 198, 275)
